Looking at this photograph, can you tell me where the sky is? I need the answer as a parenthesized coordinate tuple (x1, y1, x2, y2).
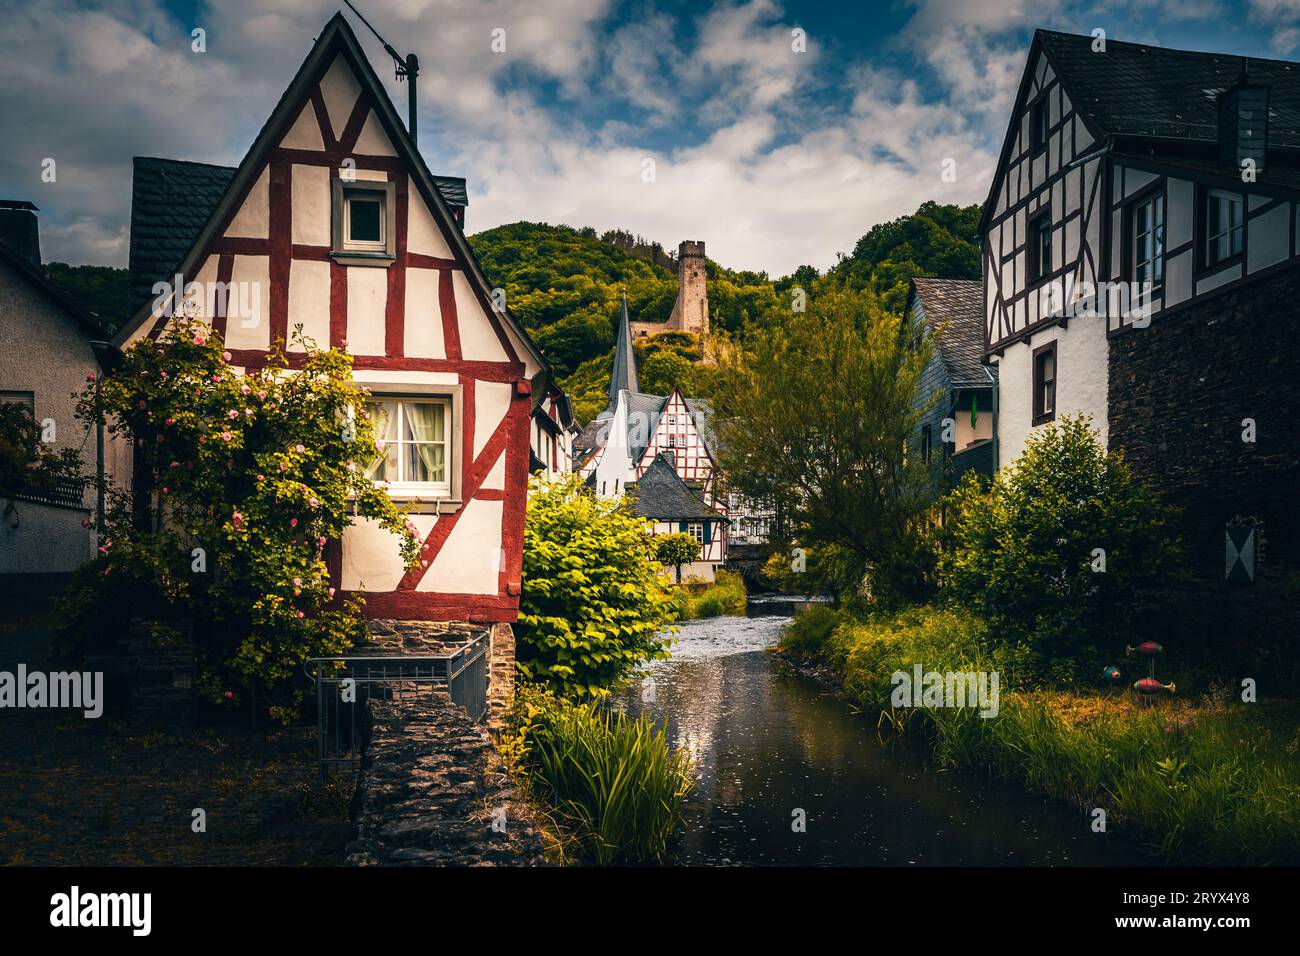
(1, 0, 1297, 277)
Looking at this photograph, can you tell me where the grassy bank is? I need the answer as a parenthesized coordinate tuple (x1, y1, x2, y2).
(779, 605, 1300, 865)
(502, 686, 694, 865)
(669, 569, 747, 620)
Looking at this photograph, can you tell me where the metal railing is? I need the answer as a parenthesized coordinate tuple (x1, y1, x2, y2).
(304, 632, 489, 777)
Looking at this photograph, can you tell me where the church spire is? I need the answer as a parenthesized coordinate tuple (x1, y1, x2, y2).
(607, 293, 639, 412)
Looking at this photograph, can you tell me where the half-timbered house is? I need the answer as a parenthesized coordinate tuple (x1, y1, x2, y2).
(906, 278, 996, 490)
(111, 13, 547, 625)
(985, 29, 1300, 637)
(578, 297, 729, 579)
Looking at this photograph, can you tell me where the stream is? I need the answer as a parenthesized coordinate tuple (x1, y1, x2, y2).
(616, 608, 1146, 866)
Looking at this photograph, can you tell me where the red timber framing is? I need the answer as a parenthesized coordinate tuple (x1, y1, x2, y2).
(113, 14, 545, 624)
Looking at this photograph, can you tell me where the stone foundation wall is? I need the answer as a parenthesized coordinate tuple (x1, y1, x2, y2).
(346, 695, 545, 866)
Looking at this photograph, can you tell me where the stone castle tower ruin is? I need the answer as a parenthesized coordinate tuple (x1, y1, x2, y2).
(631, 240, 709, 340)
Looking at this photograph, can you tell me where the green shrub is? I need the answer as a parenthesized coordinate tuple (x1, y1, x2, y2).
(940, 415, 1179, 660)
(678, 569, 747, 619)
(778, 604, 844, 661)
(505, 685, 694, 865)
(518, 475, 676, 697)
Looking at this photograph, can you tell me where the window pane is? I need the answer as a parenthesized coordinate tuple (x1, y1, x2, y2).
(349, 198, 382, 243)
(404, 402, 444, 443)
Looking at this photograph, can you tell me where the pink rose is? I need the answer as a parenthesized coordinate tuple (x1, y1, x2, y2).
(227, 410, 238, 419)
(194, 334, 205, 345)
(222, 351, 232, 362)
(220, 431, 232, 441)
(290, 518, 298, 528)
(295, 444, 305, 454)
(293, 577, 302, 587)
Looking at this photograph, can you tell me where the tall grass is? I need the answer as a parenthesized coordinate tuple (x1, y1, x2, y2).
(778, 604, 1300, 865)
(505, 686, 694, 865)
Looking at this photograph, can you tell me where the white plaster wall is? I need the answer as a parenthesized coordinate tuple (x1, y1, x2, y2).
(403, 268, 446, 359)
(287, 258, 331, 350)
(995, 316, 1109, 470)
(419, 498, 503, 594)
(346, 267, 387, 355)
(291, 164, 331, 246)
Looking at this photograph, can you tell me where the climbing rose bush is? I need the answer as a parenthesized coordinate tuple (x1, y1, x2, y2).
(72, 319, 419, 719)
(517, 474, 676, 698)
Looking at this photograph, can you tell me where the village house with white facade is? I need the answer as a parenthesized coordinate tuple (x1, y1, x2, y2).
(911, 29, 1300, 648)
(112, 14, 550, 627)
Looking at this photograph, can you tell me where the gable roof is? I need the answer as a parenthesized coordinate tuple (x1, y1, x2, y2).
(1037, 30, 1300, 148)
(981, 30, 1300, 231)
(112, 12, 543, 376)
(607, 295, 639, 413)
(0, 237, 106, 341)
(908, 278, 995, 389)
(127, 157, 466, 318)
(631, 453, 722, 521)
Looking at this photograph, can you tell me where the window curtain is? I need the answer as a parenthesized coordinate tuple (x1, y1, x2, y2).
(363, 402, 397, 481)
(404, 402, 446, 484)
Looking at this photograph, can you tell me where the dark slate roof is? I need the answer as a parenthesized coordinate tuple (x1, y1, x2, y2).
(631, 454, 721, 521)
(127, 157, 469, 318)
(128, 158, 234, 316)
(607, 295, 639, 412)
(911, 279, 995, 389)
(1039, 29, 1300, 148)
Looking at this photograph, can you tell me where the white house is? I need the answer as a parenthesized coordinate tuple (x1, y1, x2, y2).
(110, 13, 547, 624)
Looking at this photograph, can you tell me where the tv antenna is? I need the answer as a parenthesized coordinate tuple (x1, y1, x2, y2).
(343, 0, 420, 146)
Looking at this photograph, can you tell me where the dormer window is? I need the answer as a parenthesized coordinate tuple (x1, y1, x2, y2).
(331, 179, 397, 264)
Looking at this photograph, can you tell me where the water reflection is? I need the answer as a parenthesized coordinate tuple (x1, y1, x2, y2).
(619, 614, 1144, 867)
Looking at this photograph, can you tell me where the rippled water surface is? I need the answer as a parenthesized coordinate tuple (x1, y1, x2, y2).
(617, 613, 1145, 866)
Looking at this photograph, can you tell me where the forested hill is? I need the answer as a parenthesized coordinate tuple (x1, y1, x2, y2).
(29, 201, 982, 425)
(468, 201, 982, 422)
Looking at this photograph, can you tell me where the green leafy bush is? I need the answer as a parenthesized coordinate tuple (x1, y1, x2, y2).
(504, 685, 693, 865)
(678, 569, 747, 619)
(939, 415, 1179, 661)
(518, 474, 676, 697)
(62, 319, 418, 719)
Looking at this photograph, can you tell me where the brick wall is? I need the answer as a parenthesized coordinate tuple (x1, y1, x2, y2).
(1108, 264, 1300, 659)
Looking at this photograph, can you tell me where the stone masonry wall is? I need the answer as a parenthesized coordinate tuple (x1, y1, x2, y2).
(346, 694, 545, 866)
(1108, 264, 1300, 656)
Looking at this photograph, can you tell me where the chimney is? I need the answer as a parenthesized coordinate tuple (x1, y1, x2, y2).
(1218, 64, 1269, 174)
(0, 200, 41, 267)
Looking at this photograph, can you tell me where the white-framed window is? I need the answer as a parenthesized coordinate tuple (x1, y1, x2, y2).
(666, 434, 677, 449)
(363, 398, 451, 496)
(1131, 192, 1165, 289)
(331, 179, 396, 262)
(1205, 189, 1244, 266)
(687, 522, 704, 543)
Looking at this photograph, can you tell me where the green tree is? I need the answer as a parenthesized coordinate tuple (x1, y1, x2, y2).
(639, 350, 695, 396)
(713, 286, 936, 606)
(517, 474, 676, 697)
(654, 531, 701, 584)
(939, 415, 1180, 660)
(0, 402, 84, 501)
(65, 318, 419, 719)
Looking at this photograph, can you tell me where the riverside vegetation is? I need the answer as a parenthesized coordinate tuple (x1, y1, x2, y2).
(776, 418, 1300, 866)
(512, 475, 695, 864)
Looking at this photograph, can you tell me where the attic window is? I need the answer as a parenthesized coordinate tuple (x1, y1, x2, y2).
(1030, 97, 1049, 152)
(331, 179, 397, 264)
